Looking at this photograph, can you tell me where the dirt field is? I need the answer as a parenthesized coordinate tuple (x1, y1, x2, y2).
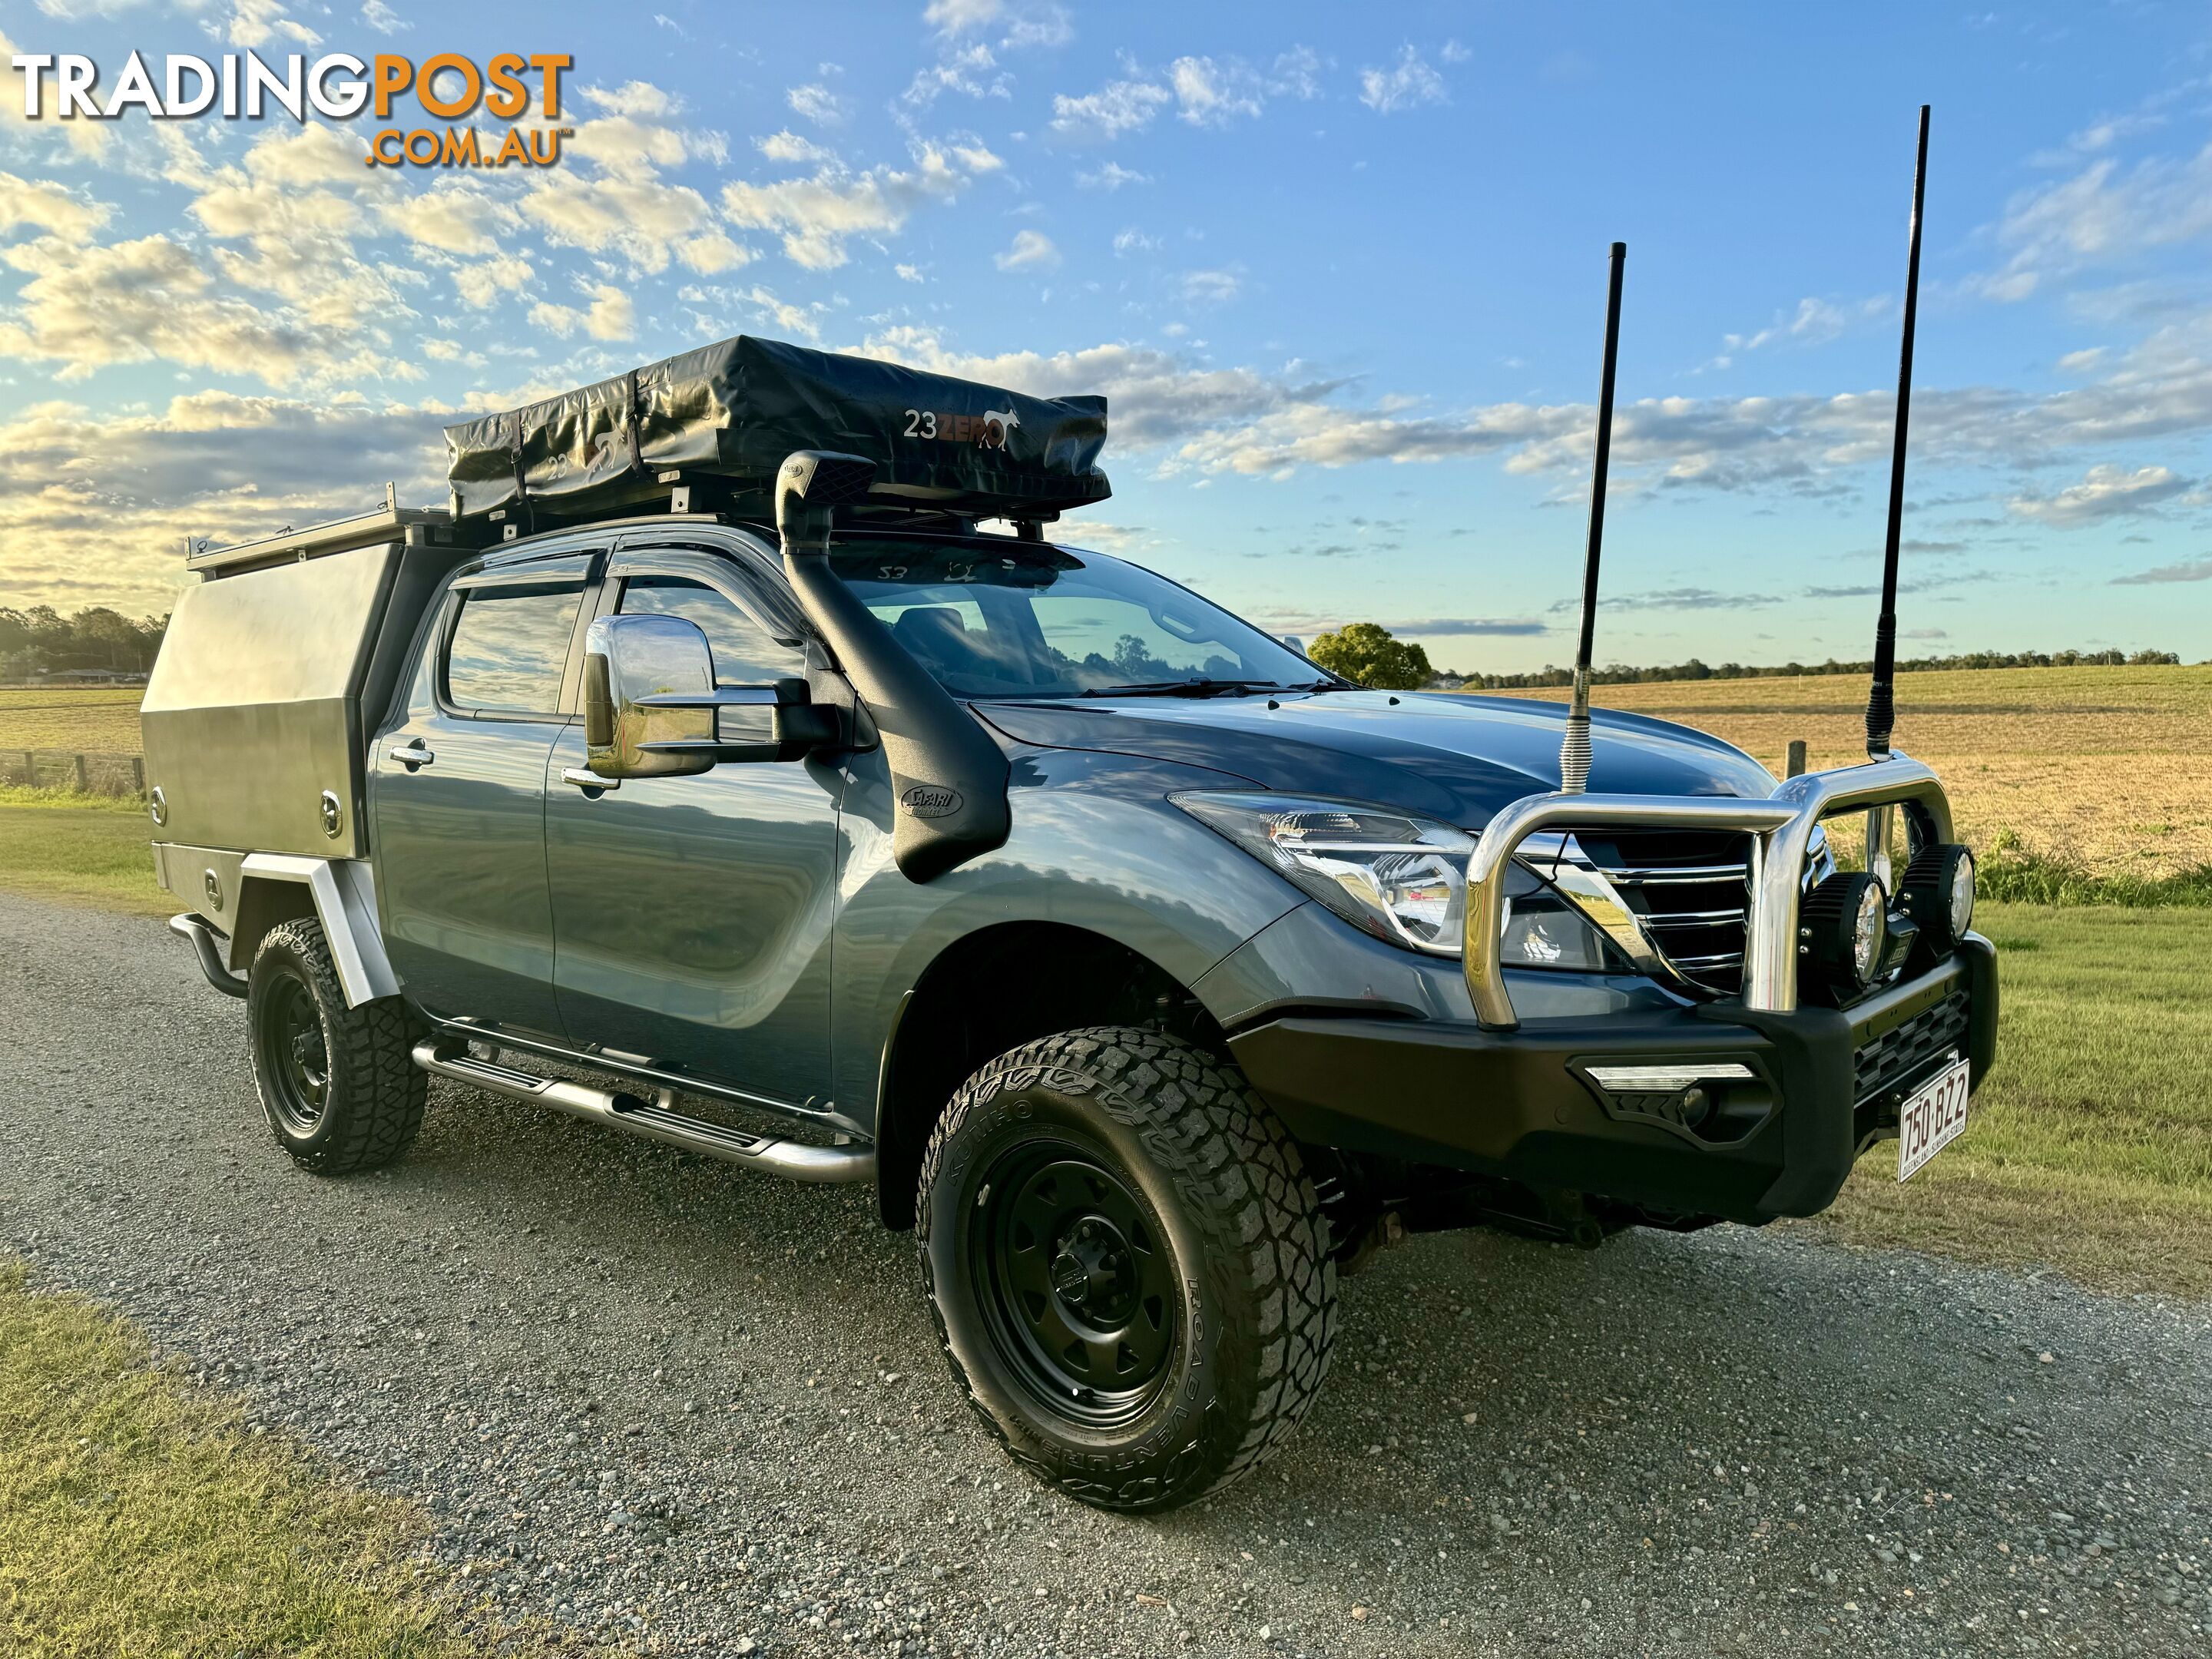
(1479, 664, 2212, 879)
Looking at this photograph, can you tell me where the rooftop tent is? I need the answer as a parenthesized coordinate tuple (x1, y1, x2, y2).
(442, 335, 1111, 522)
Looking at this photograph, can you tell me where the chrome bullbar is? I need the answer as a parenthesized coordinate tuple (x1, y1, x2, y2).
(1464, 755, 1955, 1031)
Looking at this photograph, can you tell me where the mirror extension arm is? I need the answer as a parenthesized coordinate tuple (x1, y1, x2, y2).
(774, 449, 1012, 881)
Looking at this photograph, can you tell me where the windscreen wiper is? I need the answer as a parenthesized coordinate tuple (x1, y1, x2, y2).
(1081, 679, 1288, 699)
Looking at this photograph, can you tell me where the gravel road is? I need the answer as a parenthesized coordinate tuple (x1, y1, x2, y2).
(3, 889, 2210, 1657)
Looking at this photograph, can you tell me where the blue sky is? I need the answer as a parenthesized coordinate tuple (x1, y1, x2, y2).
(2, 0, 2210, 671)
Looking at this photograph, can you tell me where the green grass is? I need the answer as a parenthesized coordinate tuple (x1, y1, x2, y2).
(1975, 833, 2212, 907)
(1813, 901, 2212, 1297)
(0, 788, 170, 915)
(0, 1260, 502, 1657)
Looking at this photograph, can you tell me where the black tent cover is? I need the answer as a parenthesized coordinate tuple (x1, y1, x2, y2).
(443, 336, 1110, 520)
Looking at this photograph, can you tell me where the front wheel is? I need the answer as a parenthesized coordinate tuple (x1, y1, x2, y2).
(918, 1028, 1336, 1512)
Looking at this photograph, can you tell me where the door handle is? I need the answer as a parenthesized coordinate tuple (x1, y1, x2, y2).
(561, 767, 619, 793)
(387, 740, 435, 770)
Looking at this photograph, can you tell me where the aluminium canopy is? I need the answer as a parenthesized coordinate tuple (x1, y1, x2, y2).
(443, 335, 1111, 521)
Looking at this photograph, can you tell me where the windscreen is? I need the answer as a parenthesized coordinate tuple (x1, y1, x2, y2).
(829, 537, 1319, 700)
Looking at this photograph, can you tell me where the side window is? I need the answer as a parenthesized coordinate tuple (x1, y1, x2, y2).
(444, 585, 582, 715)
(619, 575, 803, 687)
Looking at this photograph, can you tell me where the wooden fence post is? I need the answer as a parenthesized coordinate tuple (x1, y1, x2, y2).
(1786, 739, 1807, 779)
(71, 752, 88, 793)
(130, 755, 146, 795)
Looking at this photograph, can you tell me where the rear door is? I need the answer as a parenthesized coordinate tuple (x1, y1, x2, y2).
(545, 539, 842, 1108)
(370, 551, 598, 1036)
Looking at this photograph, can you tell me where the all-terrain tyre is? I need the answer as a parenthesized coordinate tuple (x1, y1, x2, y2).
(247, 918, 426, 1175)
(918, 1026, 1336, 1512)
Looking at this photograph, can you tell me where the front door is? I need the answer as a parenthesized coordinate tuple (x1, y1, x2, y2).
(545, 545, 842, 1110)
(370, 552, 596, 1036)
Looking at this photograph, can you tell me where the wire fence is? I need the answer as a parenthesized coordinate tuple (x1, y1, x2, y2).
(2, 750, 147, 797)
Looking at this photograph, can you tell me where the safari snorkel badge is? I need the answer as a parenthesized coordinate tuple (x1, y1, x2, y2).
(900, 783, 965, 820)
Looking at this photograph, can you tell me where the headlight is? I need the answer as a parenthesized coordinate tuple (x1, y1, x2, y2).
(1171, 792, 1617, 969)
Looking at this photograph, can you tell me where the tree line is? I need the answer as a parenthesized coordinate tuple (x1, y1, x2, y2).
(0, 607, 170, 680)
(1303, 622, 2185, 690)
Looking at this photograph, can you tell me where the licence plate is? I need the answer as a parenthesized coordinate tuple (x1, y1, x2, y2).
(1896, 1055, 1972, 1182)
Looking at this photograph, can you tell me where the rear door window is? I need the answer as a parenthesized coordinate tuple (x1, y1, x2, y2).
(444, 587, 583, 715)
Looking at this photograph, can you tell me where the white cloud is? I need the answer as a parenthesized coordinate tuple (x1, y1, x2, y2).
(2007, 462, 2189, 527)
(757, 131, 837, 166)
(1111, 227, 1158, 256)
(1359, 45, 1448, 114)
(1978, 140, 2212, 300)
(453, 251, 534, 310)
(0, 233, 329, 386)
(1050, 75, 1171, 141)
(924, 0, 1002, 31)
(894, 263, 923, 282)
(677, 231, 750, 274)
(1180, 267, 1240, 305)
(528, 283, 631, 342)
(0, 391, 445, 614)
(904, 41, 1008, 108)
(787, 82, 849, 126)
(1078, 161, 1149, 191)
(995, 227, 1059, 270)
(0, 171, 111, 240)
(360, 0, 409, 32)
(519, 174, 717, 275)
(227, 0, 320, 48)
(581, 81, 681, 120)
(720, 144, 995, 269)
(1170, 51, 1320, 127)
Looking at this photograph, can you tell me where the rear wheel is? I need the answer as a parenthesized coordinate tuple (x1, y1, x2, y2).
(918, 1027, 1336, 1512)
(247, 919, 425, 1174)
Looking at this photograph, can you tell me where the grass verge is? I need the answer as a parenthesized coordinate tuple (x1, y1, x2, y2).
(1810, 902, 2212, 1298)
(0, 1259, 492, 1657)
(0, 786, 170, 915)
(1976, 834, 2212, 907)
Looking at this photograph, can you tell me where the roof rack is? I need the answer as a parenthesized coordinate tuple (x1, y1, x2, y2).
(186, 482, 479, 577)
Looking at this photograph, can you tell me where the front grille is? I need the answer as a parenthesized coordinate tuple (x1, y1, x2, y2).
(1853, 988, 1969, 1104)
(1575, 830, 1756, 995)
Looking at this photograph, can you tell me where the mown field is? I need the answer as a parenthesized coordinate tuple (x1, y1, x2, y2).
(1479, 663, 2212, 881)
(0, 686, 145, 754)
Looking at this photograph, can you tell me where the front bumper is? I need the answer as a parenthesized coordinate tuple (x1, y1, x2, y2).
(1228, 935, 1997, 1227)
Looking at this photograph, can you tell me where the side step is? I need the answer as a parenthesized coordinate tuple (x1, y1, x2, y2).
(411, 1039, 876, 1185)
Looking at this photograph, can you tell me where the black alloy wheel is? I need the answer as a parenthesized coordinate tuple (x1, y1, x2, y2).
(969, 1140, 1178, 1430)
(256, 968, 331, 1136)
(918, 1026, 1337, 1512)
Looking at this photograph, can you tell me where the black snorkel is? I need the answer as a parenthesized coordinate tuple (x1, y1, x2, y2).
(774, 450, 1012, 881)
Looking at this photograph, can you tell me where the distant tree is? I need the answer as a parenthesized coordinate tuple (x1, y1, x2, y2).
(0, 605, 167, 677)
(1308, 622, 1432, 690)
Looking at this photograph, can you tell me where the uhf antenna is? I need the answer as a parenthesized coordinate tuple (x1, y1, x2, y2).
(1560, 240, 1626, 796)
(1864, 105, 1929, 761)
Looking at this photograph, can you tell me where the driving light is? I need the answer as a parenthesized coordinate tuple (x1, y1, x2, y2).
(1799, 870, 1888, 995)
(1899, 843, 1975, 952)
(1170, 793, 1616, 969)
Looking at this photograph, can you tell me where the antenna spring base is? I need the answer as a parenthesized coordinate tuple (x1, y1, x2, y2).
(1558, 709, 1593, 795)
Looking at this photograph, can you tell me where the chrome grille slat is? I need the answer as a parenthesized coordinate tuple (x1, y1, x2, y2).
(1568, 830, 1754, 997)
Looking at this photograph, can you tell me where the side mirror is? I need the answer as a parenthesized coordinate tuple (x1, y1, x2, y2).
(583, 613, 843, 780)
(584, 614, 717, 780)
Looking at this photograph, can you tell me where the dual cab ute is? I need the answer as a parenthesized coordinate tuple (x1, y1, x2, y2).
(144, 337, 1996, 1511)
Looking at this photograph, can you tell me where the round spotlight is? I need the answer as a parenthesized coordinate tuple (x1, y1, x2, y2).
(1901, 843, 1975, 952)
(1800, 871, 1888, 995)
